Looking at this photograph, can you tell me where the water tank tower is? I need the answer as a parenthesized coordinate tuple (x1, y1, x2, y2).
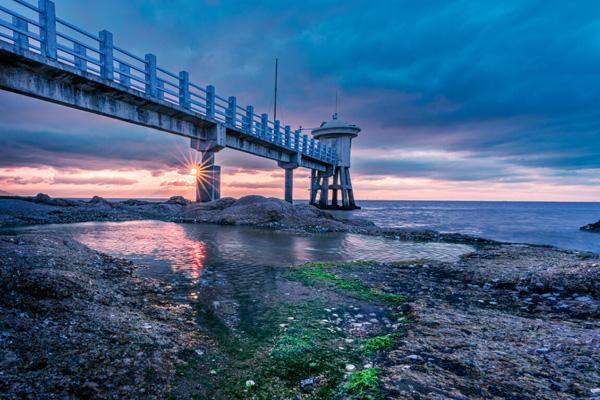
(310, 113, 361, 209)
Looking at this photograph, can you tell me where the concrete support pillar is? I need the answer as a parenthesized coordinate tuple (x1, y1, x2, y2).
(278, 155, 300, 204)
(318, 172, 329, 208)
(331, 168, 339, 207)
(284, 168, 293, 203)
(309, 169, 318, 205)
(196, 151, 220, 202)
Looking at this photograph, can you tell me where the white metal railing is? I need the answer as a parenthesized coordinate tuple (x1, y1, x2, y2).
(0, 0, 338, 165)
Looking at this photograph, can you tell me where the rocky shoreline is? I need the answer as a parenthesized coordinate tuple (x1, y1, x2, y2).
(0, 194, 495, 246)
(0, 194, 599, 399)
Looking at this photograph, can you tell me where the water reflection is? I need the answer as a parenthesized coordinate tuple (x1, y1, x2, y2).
(15, 220, 473, 306)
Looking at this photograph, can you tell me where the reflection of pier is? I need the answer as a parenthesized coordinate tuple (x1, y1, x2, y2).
(0, 0, 360, 209)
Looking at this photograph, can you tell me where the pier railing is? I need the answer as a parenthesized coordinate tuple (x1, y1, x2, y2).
(0, 0, 338, 165)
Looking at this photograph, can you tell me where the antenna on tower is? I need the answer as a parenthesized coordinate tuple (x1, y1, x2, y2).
(273, 58, 278, 121)
(334, 91, 338, 120)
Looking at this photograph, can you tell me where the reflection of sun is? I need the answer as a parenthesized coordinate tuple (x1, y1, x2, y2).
(189, 240, 206, 279)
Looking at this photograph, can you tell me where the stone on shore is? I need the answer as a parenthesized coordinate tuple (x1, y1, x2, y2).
(581, 220, 600, 232)
(181, 195, 375, 232)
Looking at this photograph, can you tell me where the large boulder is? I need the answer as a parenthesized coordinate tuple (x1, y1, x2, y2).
(166, 196, 189, 206)
(180, 195, 377, 232)
(581, 220, 600, 232)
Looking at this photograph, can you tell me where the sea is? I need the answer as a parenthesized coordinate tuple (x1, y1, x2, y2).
(339, 200, 600, 253)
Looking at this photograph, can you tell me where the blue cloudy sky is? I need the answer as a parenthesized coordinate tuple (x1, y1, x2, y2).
(1, 0, 600, 200)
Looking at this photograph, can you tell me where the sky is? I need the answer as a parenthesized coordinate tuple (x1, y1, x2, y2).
(1, 0, 600, 201)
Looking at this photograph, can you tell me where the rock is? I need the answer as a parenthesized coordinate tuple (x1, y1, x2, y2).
(406, 354, 424, 362)
(535, 348, 550, 354)
(580, 220, 600, 232)
(166, 196, 189, 205)
(245, 380, 255, 388)
(345, 364, 356, 372)
(33, 193, 52, 204)
(574, 295, 592, 302)
(300, 377, 316, 390)
(89, 195, 110, 205)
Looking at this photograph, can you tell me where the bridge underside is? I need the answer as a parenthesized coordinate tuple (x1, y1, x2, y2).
(0, 44, 334, 204)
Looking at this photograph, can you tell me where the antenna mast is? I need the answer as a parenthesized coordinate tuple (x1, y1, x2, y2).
(274, 58, 278, 121)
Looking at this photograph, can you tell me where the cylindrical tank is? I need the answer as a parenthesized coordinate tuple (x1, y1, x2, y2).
(311, 113, 361, 167)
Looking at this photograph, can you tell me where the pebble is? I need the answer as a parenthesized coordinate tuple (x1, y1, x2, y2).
(301, 377, 316, 389)
(574, 295, 592, 302)
(194, 349, 204, 356)
(345, 364, 356, 372)
(535, 348, 550, 354)
(245, 380, 255, 388)
(406, 354, 424, 362)
(591, 388, 600, 394)
(363, 363, 373, 368)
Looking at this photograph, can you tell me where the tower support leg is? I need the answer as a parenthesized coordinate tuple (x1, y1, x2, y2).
(318, 172, 329, 208)
(309, 169, 318, 205)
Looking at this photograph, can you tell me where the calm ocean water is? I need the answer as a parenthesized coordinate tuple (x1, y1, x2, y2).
(336, 201, 600, 253)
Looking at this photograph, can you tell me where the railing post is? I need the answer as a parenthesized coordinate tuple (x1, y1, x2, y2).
(294, 130, 300, 151)
(260, 114, 268, 140)
(274, 120, 281, 144)
(284, 125, 291, 148)
(118, 62, 130, 87)
(226, 96, 236, 126)
(302, 134, 308, 154)
(74, 43, 86, 71)
(99, 30, 114, 80)
(244, 105, 254, 134)
(178, 71, 190, 109)
(205, 85, 215, 118)
(38, 0, 56, 59)
(12, 17, 28, 54)
(157, 79, 164, 100)
(144, 53, 157, 96)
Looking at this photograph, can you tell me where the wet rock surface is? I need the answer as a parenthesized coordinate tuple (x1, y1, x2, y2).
(361, 245, 600, 399)
(581, 219, 600, 232)
(0, 235, 202, 399)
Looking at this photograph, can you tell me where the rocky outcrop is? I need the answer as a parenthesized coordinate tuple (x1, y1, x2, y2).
(180, 195, 375, 232)
(581, 220, 600, 232)
(0, 194, 376, 233)
(0, 194, 496, 245)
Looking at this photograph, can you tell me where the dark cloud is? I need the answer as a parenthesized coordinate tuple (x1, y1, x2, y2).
(1, 0, 600, 185)
(160, 180, 192, 187)
(225, 181, 282, 189)
(52, 176, 138, 185)
(0, 176, 48, 185)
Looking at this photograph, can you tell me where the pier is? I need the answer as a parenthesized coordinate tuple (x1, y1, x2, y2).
(0, 0, 360, 208)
